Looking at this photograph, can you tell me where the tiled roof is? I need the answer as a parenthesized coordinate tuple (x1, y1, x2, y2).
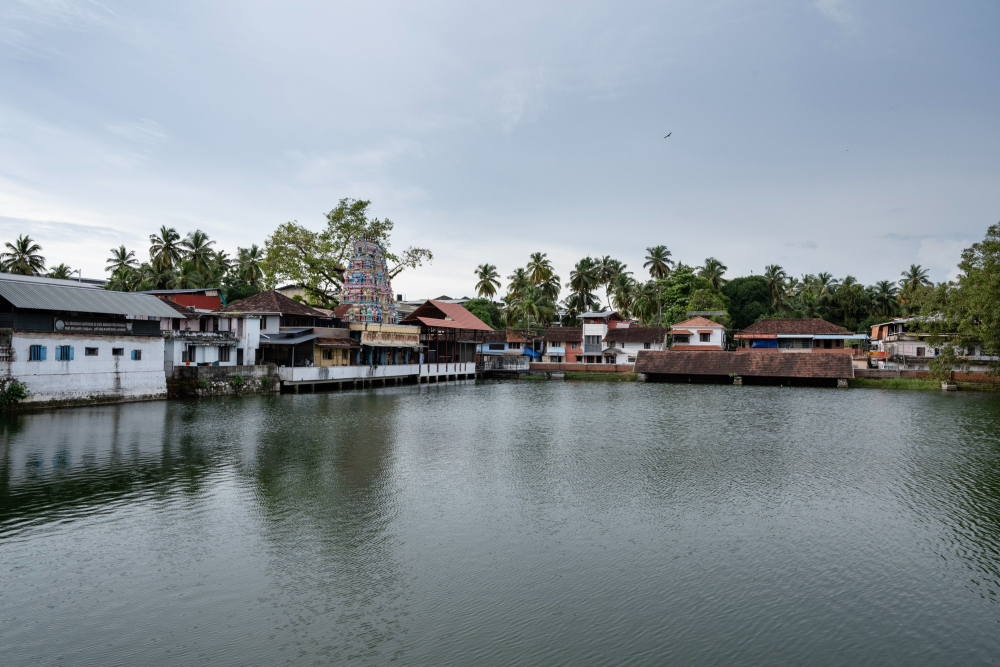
(603, 327, 669, 344)
(220, 290, 326, 317)
(544, 327, 581, 343)
(158, 296, 200, 319)
(671, 316, 724, 329)
(634, 349, 853, 379)
(399, 300, 494, 331)
(739, 318, 850, 336)
(669, 344, 725, 351)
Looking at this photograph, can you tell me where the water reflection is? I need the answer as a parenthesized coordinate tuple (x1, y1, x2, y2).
(0, 385, 999, 666)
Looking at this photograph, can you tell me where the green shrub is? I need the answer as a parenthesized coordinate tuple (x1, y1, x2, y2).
(229, 374, 246, 392)
(0, 377, 28, 413)
(197, 378, 209, 389)
(260, 377, 271, 389)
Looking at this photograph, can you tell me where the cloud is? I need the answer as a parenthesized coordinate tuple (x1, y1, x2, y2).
(783, 240, 818, 249)
(917, 237, 967, 282)
(106, 118, 168, 144)
(482, 67, 546, 135)
(814, 0, 854, 27)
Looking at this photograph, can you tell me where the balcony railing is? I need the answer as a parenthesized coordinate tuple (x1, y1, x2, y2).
(164, 330, 236, 341)
(583, 343, 601, 354)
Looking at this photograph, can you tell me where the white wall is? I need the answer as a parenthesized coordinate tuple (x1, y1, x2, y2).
(10, 332, 166, 404)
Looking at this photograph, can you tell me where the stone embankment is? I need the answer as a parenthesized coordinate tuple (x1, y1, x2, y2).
(168, 364, 281, 398)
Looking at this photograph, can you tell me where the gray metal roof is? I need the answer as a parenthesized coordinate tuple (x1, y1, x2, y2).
(0, 274, 180, 318)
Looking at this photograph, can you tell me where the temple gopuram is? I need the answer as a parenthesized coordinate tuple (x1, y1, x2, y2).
(339, 238, 397, 324)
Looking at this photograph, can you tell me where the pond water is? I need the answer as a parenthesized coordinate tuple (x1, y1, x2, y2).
(2, 381, 999, 666)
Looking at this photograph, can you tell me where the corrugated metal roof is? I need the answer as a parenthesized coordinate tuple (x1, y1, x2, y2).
(0, 274, 180, 318)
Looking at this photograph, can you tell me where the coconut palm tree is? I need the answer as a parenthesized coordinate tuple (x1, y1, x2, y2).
(506, 267, 530, 300)
(474, 263, 501, 298)
(168, 260, 203, 289)
(106, 246, 138, 276)
(149, 226, 182, 272)
(0, 235, 46, 275)
(538, 274, 561, 303)
(525, 252, 554, 285)
(643, 245, 673, 280)
(763, 264, 787, 308)
(181, 230, 217, 277)
(237, 245, 265, 287)
(872, 280, 900, 319)
(106, 266, 137, 292)
(47, 263, 74, 280)
(900, 264, 931, 291)
(568, 258, 601, 313)
(632, 281, 661, 326)
(698, 257, 728, 290)
(609, 272, 637, 318)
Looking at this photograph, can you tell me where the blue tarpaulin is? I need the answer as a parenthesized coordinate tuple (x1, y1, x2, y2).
(751, 339, 777, 348)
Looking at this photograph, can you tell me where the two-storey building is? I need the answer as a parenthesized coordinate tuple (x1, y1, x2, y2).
(602, 326, 670, 364)
(669, 317, 727, 350)
(542, 327, 581, 363)
(581, 311, 625, 364)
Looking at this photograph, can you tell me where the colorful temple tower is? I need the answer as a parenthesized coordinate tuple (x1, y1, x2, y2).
(339, 238, 398, 324)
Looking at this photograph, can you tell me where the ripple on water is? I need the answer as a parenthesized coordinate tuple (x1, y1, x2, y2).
(1, 384, 999, 666)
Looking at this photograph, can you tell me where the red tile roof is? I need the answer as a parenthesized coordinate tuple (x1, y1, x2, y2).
(669, 344, 725, 351)
(157, 296, 200, 319)
(738, 318, 850, 337)
(671, 316, 724, 329)
(634, 349, 853, 378)
(544, 327, 581, 343)
(221, 290, 327, 317)
(399, 300, 494, 331)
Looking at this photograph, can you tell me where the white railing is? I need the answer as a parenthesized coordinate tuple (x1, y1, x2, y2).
(277, 362, 475, 383)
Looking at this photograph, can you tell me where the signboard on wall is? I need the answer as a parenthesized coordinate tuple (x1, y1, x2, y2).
(360, 330, 421, 347)
(53, 318, 161, 335)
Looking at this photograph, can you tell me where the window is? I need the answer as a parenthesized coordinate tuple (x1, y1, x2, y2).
(674, 336, 689, 344)
(699, 333, 711, 343)
(824, 340, 832, 349)
(181, 349, 189, 363)
(916, 347, 925, 357)
(644, 342, 651, 349)
(172, 318, 180, 331)
(488, 343, 504, 350)
(219, 346, 230, 362)
(322, 349, 334, 360)
(509, 342, 521, 349)
(628, 356, 637, 363)
(585, 335, 601, 345)
(112, 348, 124, 356)
(55, 345, 74, 361)
(261, 316, 268, 330)
(29, 345, 46, 361)
(570, 342, 578, 349)
(85, 347, 99, 356)
(131, 349, 142, 360)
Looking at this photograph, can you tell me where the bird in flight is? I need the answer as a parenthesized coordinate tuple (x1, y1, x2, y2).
(664, 132, 672, 138)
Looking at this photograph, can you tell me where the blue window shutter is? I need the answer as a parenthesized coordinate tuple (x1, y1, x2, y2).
(55, 347, 61, 361)
(69, 346, 74, 361)
(40, 346, 47, 360)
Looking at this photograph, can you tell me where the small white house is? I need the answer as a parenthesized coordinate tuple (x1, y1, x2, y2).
(602, 326, 670, 364)
(0, 273, 178, 406)
(669, 317, 727, 351)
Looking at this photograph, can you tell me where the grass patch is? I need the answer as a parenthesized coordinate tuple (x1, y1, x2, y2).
(849, 378, 1000, 392)
(848, 378, 941, 391)
(565, 372, 637, 382)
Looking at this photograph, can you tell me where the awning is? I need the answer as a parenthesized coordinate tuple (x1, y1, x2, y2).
(316, 338, 359, 349)
(260, 332, 323, 345)
(697, 330, 715, 334)
(813, 334, 869, 340)
(361, 340, 422, 347)
(671, 330, 695, 335)
(734, 333, 777, 339)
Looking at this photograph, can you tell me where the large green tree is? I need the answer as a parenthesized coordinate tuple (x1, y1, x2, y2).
(263, 198, 432, 307)
(722, 276, 772, 330)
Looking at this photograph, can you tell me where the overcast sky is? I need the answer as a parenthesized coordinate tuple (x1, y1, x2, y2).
(1, 0, 998, 299)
